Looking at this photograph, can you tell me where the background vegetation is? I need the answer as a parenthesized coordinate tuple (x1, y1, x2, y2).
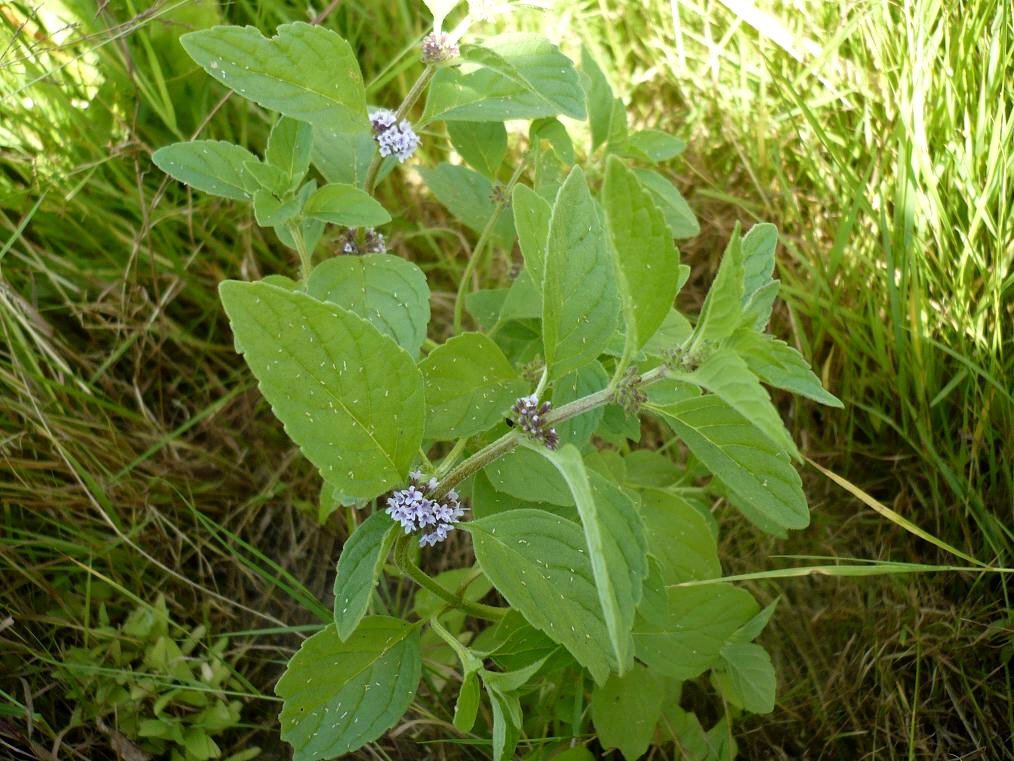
(2, 0, 1011, 758)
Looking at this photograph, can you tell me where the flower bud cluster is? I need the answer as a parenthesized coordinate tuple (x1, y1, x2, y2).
(340, 227, 387, 255)
(369, 108, 420, 163)
(510, 394, 559, 450)
(385, 471, 466, 547)
(613, 366, 647, 414)
(489, 184, 510, 207)
(662, 343, 711, 373)
(421, 32, 459, 63)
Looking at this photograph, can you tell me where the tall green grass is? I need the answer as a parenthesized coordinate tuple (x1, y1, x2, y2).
(577, 0, 1013, 562)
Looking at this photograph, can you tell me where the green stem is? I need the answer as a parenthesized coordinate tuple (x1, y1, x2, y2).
(608, 328, 638, 391)
(435, 429, 520, 498)
(288, 221, 312, 280)
(433, 365, 669, 499)
(363, 64, 437, 195)
(436, 436, 470, 478)
(394, 535, 506, 621)
(452, 154, 531, 333)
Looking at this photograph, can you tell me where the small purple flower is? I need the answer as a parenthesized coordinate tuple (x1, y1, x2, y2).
(369, 107, 420, 163)
(421, 32, 459, 63)
(510, 394, 559, 450)
(340, 227, 387, 255)
(385, 471, 466, 547)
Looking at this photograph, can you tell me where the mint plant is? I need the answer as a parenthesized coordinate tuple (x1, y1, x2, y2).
(153, 2, 843, 759)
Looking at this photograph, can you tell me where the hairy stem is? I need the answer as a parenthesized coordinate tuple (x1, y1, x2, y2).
(289, 222, 312, 280)
(394, 534, 506, 621)
(452, 155, 531, 333)
(433, 364, 669, 499)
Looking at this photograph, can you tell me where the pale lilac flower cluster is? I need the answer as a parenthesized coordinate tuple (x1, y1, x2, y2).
(369, 108, 420, 163)
(421, 32, 459, 63)
(340, 227, 387, 255)
(385, 471, 466, 547)
(510, 394, 559, 450)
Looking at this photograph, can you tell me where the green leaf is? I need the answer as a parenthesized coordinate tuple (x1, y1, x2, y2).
(481, 650, 556, 693)
(622, 450, 679, 488)
(740, 279, 780, 331)
(532, 134, 569, 199)
(244, 159, 290, 195)
(553, 362, 608, 448)
(741, 223, 778, 302)
(304, 254, 430, 358)
(484, 446, 573, 506)
(543, 167, 620, 380)
(553, 748, 596, 761)
(607, 95, 630, 144)
(252, 190, 300, 227)
(732, 599, 778, 643)
(266, 116, 313, 190)
(632, 168, 699, 239)
(590, 665, 665, 761)
(484, 611, 573, 673)
(596, 403, 641, 445)
(183, 728, 219, 760)
(648, 395, 809, 531)
(418, 163, 514, 248)
(634, 584, 758, 680)
(465, 288, 509, 330)
(312, 125, 376, 188)
(580, 45, 614, 151)
(270, 222, 310, 254)
(219, 281, 424, 500)
(500, 270, 542, 321)
(418, 333, 529, 440)
(690, 226, 744, 348)
(275, 618, 420, 761)
(302, 183, 391, 227)
(642, 308, 693, 357)
(586, 448, 627, 483)
(613, 129, 687, 163)
(464, 510, 615, 683)
(603, 156, 681, 349)
(530, 117, 575, 164)
(729, 330, 843, 407)
(152, 140, 257, 200)
(536, 445, 648, 673)
(638, 489, 720, 584)
(660, 707, 709, 760)
(447, 121, 508, 179)
(716, 642, 776, 714)
(706, 716, 738, 761)
(181, 23, 368, 128)
(274, 181, 325, 254)
(424, 33, 586, 122)
(511, 184, 552, 286)
(636, 557, 669, 624)
(488, 688, 521, 761)
(676, 348, 800, 458)
(470, 470, 575, 521)
(332, 512, 397, 640)
(453, 671, 481, 732)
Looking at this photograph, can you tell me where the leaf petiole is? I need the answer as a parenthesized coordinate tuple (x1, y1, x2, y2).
(393, 534, 506, 622)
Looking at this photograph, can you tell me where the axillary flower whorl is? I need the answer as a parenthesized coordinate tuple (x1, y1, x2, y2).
(340, 227, 387, 255)
(421, 32, 459, 63)
(369, 108, 420, 163)
(385, 471, 466, 547)
(510, 394, 560, 450)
